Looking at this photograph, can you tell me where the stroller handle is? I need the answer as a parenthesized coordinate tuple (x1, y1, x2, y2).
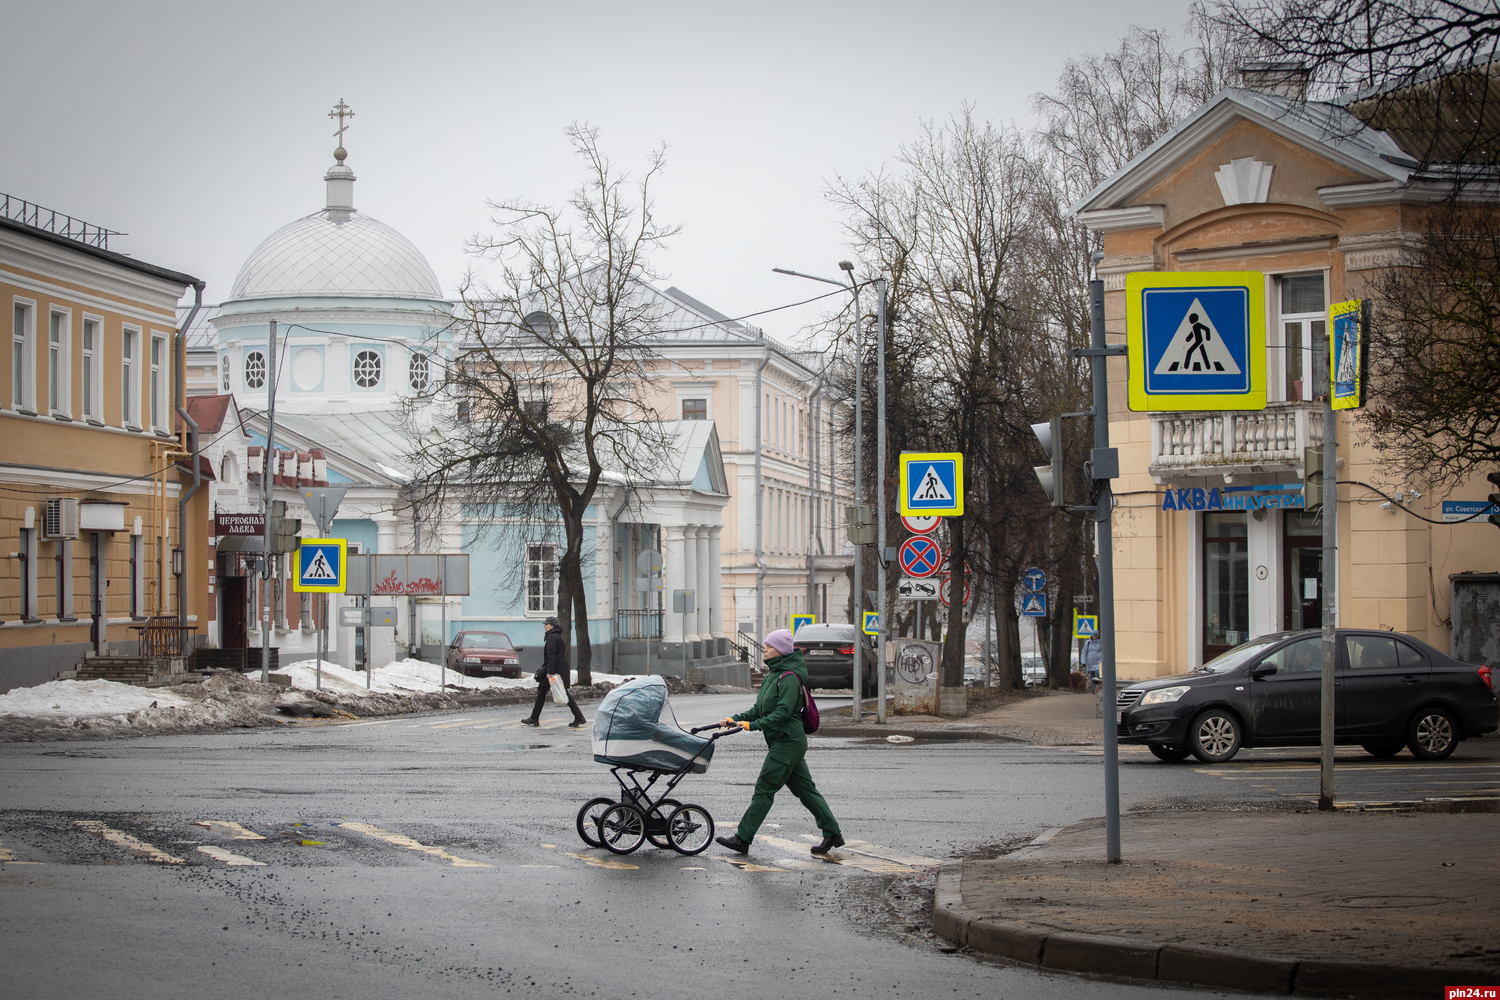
(690, 723, 741, 735)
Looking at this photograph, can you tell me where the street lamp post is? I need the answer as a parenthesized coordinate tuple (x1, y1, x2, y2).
(773, 265, 864, 721)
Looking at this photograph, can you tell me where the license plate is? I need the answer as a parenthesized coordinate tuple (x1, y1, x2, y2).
(1115, 706, 1124, 724)
(808, 650, 835, 657)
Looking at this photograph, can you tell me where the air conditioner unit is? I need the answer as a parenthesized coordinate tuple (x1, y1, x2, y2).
(43, 498, 80, 540)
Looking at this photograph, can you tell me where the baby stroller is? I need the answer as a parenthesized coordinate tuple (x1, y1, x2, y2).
(577, 676, 739, 855)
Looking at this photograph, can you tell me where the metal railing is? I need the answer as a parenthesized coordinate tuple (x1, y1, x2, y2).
(132, 616, 197, 658)
(1, 193, 122, 250)
(1151, 401, 1323, 476)
(616, 608, 662, 640)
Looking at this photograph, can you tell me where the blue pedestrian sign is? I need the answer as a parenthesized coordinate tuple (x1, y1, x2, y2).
(1020, 591, 1047, 618)
(899, 452, 964, 516)
(1073, 611, 1098, 639)
(1126, 271, 1266, 412)
(1022, 566, 1046, 592)
(293, 538, 347, 593)
(791, 613, 816, 633)
(899, 536, 944, 578)
(862, 610, 880, 636)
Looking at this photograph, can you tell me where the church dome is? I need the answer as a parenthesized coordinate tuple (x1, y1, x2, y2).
(229, 210, 444, 302)
(227, 150, 445, 303)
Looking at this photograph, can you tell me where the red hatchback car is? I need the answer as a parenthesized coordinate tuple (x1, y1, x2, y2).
(446, 631, 522, 678)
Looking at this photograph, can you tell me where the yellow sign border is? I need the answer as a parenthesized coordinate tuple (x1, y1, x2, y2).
(790, 613, 816, 633)
(1072, 610, 1099, 640)
(292, 538, 347, 593)
(1329, 298, 1363, 411)
(862, 610, 880, 636)
(898, 452, 965, 517)
(1126, 271, 1267, 412)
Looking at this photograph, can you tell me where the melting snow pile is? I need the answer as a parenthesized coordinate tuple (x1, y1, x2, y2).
(0, 679, 191, 717)
(277, 658, 635, 696)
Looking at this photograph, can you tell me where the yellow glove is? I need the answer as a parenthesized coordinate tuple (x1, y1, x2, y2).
(720, 718, 750, 731)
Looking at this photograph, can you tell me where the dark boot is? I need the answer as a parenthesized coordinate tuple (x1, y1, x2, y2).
(715, 834, 751, 854)
(519, 717, 539, 727)
(810, 833, 845, 854)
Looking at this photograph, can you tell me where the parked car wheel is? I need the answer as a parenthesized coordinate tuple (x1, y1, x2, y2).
(1149, 744, 1192, 763)
(1187, 709, 1242, 763)
(1361, 742, 1404, 758)
(1406, 706, 1459, 760)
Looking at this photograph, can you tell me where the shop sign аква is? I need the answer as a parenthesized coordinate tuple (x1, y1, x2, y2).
(1162, 483, 1304, 512)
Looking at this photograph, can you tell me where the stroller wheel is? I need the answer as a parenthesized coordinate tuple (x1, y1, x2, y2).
(645, 798, 682, 850)
(666, 803, 714, 855)
(597, 803, 647, 855)
(576, 797, 615, 848)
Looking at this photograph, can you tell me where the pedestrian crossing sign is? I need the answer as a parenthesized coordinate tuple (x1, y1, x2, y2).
(293, 538, 347, 593)
(1020, 592, 1047, 618)
(1073, 611, 1098, 639)
(899, 452, 964, 516)
(1126, 271, 1266, 412)
(791, 614, 816, 633)
(862, 610, 880, 636)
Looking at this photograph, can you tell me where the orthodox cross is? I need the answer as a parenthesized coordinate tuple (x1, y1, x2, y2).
(329, 100, 355, 144)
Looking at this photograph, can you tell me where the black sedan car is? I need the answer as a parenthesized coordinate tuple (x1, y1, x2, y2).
(1118, 629, 1497, 763)
(793, 624, 878, 695)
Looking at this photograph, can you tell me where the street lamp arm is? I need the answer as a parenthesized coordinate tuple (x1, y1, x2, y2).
(773, 267, 876, 293)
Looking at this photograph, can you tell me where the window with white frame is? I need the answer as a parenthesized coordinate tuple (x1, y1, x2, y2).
(527, 543, 557, 613)
(1278, 274, 1326, 403)
(408, 351, 430, 392)
(244, 350, 266, 389)
(353, 349, 382, 389)
(48, 311, 69, 415)
(150, 336, 165, 429)
(122, 328, 139, 426)
(12, 301, 34, 412)
(82, 318, 101, 420)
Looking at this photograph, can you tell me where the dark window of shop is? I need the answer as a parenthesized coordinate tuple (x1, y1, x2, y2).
(1203, 511, 1249, 663)
(1283, 510, 1323, 631)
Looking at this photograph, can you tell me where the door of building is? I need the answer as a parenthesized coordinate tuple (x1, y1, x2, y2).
(221, 575, 248, 649)
(1283, 511, 1323, 631)
(1203, 512, 1249, 664)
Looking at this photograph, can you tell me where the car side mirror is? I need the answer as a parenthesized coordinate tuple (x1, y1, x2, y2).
(1250, 663, 1277, 678)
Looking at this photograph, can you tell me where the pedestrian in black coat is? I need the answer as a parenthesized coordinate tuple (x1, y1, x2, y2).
(522, 616, 588, 728)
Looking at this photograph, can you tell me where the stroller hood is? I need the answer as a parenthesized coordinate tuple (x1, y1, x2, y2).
(592, 676, 715, 773)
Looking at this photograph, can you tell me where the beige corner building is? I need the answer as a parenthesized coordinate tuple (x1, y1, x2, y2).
(1, 196, 202, 692)
(1074, 66, 1500, 680)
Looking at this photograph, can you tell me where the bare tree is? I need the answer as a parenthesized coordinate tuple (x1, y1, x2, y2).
(405, 124, 678, 685)
(1360, 205, 1500, 491)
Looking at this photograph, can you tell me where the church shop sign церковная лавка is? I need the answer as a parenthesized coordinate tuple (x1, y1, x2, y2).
(1161, 484, 1305, 512)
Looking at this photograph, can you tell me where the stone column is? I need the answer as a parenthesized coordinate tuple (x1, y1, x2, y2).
(662, 525, 687, 644)
(707, 525, 724, 638)
(695, 526, 711, 641)
(682, 525, 700, 643)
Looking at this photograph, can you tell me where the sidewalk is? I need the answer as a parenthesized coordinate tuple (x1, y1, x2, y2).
(858, 689, 1500, 996)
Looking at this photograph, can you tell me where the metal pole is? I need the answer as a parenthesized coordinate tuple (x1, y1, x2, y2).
(316, 493, 324, 692)
(876, 279, 888, 725)
(261, 319, 276, 684)
(1319, 365, 1338, 809)
(850, 277, 863, 721)
(1088, 278, 1122, 864)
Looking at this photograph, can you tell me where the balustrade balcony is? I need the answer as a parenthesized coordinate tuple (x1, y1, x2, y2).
(1149, 401, 1323, 483)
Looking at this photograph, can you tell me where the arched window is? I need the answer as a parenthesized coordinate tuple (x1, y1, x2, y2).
(221, 354, 230, 392)
(409, 351, 430, 392)
(244, 351, 266, 389)
(353, 350, 382, 388)
(522, 312, 556, 338)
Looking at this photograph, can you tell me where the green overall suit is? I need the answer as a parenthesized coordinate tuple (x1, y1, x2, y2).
(730, 651, 841, 843)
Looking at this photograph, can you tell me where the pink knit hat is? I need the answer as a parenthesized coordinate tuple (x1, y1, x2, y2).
(763, 629, 795, 656)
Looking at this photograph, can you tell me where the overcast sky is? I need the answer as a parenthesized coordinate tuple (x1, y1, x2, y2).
(3, 0, 1192, 342)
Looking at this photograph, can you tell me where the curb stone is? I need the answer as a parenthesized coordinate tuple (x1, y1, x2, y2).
(931, 866, 1495, 998)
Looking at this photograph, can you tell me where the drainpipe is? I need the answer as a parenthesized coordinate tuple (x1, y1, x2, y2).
(175, 281, 206, 631)
(608, 485, 635, 674)
(754, 355, 770, 651)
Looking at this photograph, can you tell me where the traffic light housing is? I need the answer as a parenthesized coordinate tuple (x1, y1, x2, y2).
(1487, 472, 1500, 529)
(1031, 417, 1064, 508)
(1303, 447, 1323, 513)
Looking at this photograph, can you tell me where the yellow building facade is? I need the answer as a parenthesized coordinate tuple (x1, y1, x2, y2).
(1, 199, 202, 691)
(1076, 75, 1500, 679)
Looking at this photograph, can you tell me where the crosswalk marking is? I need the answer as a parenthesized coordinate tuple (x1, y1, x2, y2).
(76, 821, 185, 864)
(194, 820, 265, 840)
(338, 822, 492, 867)
(196, 845, 266, 866)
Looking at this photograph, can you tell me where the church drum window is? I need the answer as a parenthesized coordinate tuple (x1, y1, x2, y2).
(408, 351, 430, 392)
(244, 350, 266, 390)
(353, 350, 382, 389)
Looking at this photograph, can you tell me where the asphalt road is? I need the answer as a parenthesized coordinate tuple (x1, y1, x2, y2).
(2, 692, 1495, 999)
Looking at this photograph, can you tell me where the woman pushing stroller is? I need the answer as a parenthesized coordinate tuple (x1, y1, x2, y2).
(715, 629, 844, 856)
